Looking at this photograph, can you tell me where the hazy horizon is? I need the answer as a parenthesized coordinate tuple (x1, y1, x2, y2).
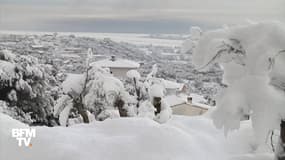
(0, 0, 284, 34)
(0, 19, 216, 34)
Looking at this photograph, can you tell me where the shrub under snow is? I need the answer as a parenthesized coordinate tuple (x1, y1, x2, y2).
(0, 49, 60, 126)
(54, 66, 136, 126)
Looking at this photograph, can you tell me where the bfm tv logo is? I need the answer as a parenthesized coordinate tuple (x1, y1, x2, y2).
(11, 128, 36, 147)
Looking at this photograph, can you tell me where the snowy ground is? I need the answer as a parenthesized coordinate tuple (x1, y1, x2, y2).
(0, 112, 273, 160)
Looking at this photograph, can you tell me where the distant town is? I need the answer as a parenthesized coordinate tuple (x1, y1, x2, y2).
(0, 32, 223, 99)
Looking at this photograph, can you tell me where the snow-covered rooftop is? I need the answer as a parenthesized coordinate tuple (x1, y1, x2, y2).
(162, 79, 184, 90)
(190, 93, 207, 104)
(164, 95, 187, 107)
(190, 93, 211, 109)
(90, 59, 140, 69)
(31, 44, 45, 48)
(165, 94, 211, 110)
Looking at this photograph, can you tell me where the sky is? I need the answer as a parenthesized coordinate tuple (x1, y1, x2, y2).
(0, 0, 284, 33)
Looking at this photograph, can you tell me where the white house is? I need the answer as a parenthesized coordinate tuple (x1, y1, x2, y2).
(90, 56, 140, 78)
(162, 79, 187, 95)
(165, 94, 211, 116)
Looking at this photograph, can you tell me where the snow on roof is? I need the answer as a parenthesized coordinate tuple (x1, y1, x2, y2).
(90, 59, 140, 69)
(190, 93, 207, 104)
(163, 79, 184, 90)
(31, 44, 44, 48)
(161, 52, 180, 56)
(164, 95, 187, 107)
(60, 54, 81, 58)
(165, 94, 211, 109)
(189, 93, 211, 109)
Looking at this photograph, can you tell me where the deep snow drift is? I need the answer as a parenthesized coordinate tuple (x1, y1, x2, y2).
(0, 112, 273, 160)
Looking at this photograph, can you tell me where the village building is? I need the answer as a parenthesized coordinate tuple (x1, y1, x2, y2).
(165, 94, 211, 116)
(162, 79, 187, 95)
(90, 56, 140, 78)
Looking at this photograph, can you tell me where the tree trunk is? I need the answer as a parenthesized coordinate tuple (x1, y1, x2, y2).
(153, 97, 161, 115)
(79, 110, 89, 123)
(114, 97, 127, 117)
(133, 78, 141, 108)
(73, 97, 89, 123)
(276, 120, 285, 160)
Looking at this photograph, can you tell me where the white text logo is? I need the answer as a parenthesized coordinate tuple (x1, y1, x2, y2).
(11, 128, 36, 147)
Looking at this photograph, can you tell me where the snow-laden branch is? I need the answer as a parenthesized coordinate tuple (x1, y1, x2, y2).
(192, 22, 285, 148)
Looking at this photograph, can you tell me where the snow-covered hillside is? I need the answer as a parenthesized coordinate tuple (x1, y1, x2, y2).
(0, 32, 223, 100)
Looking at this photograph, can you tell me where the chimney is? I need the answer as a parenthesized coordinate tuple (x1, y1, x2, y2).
(111, 55, 116, 61)
(187, 97, 192, 104)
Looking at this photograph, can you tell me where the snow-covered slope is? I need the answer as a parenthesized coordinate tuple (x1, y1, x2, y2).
(0, 112, 273, 160)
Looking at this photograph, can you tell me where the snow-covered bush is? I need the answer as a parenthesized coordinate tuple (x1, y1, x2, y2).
(0, 49, 60, 126)
(148, 82, 172, 123)
(192, 22, 285, 156)
(125, 69, 148, 109)
(85, 66, 134, 119)
(124, 65, 172, 123)
(138, 100, 156, 119)
(54, 65, 135, 126)
(141, 64, 172, 123)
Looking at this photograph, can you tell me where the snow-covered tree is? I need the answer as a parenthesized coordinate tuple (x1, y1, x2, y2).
(0, 49, 59, 126)
(84, 66, 134, 119)
(125, 69, 148, 109)
(124, 65, 172, 123)
(54, 65, 137, 126)
(143, 64, 172, 123)
(181, 26, 202, 54)
(192, 22, 285, 158)
(54, 49, 135, 126)
(146, 64, 158, 80)
(148, 83, 172, 123)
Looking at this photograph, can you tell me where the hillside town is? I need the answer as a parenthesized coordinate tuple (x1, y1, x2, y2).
(0, 32, 223, 100)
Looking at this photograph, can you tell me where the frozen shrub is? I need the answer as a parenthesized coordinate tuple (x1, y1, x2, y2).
(0, 49, 60, 126)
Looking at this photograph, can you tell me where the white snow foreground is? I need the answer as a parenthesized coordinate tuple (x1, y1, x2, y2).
(0, 113, 273, 160)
